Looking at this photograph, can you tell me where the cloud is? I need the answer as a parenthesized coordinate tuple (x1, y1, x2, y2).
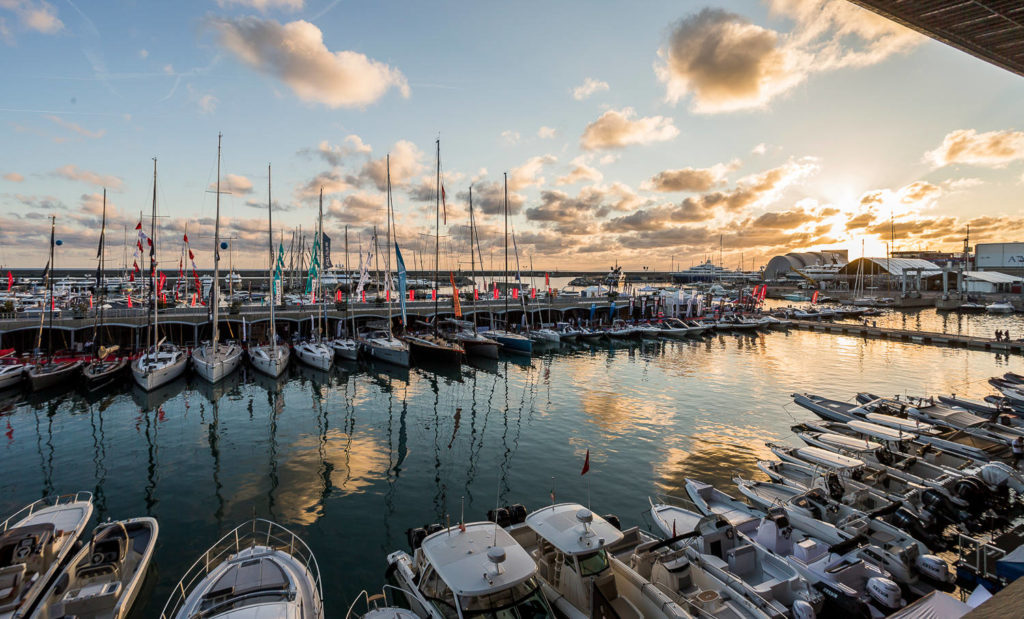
(197, 93, 218, 114)
(78, 192, 121, 220)
(508, 154, 556, 191)
(209, 173, 254, 195)
(943, 177, 983, 191)
(525, 188, 610, 227)
(580, 107, 679, 150)
(501, 130, 520, 145)
(138, 48, 148, 58)
(0, 0, 63, 37)
(357, 139, 424, 191)
(456, 181, 524, 216)
(556, 157, 603, 185)
(572, 77, 609, 101)
(845, 211, 873, 230)
(751, 142, 767, 155)
(245, 198, 294, 212)
(857, 180, 942, 214)
(923, 129, 1024, 168)
(671, 158, 818, 221)
(52, 164, 123, 190)
(45, 115, 104, 139)
(216, 0, 304, 12)
(9, 193, 66, 211)
(537, 126, 556, 139)
(645, 160, 739, 192)
(299, 135, 372, 167)
(326, 191, 383, 224)
(296, 169, 353, 201)
(3, 172, 23, 182)
(657, 3, 920, 113)
(210, 17, 409, 108)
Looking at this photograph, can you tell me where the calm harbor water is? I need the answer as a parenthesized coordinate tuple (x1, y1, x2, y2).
(0, 327, 1021, 616)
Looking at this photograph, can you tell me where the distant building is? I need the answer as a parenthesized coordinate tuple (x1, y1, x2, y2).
(962, 271, 1023, 294)
(763, 250, 848, 281)
(891, 250, 971, 270)
(838, 258, 943, 292)
(975, 242, 1024, 277)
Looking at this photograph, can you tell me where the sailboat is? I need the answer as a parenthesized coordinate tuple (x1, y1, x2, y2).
(482, 173, 532, 354)
(293, 188, 334, 370)
(27, 215, 84, 390)
(83, 188, 128, 390)
(404, 140, 465, 366)
(132, 158, 188, 390)
(193, 134, 244, 383)
(441, 185, 502, 359)
(358, 155, 411, 367)
(329, 225, 358, 360)
(249, 164, 290, 377)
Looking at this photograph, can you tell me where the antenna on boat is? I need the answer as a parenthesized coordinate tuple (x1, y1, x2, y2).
(493, 475, 501, 547)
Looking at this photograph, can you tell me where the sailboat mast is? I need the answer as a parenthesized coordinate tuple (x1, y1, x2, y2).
(346, 224, 353, 337)
(386, 155, 393, 336)
(504, 172, 509, 322)
(150, 158, 158, 350)
(317, 187, 324, 340)
(469, 186, 477, 320)
(93, 189, 107, 356)
(46, 215, 55, 359)
(212, 133, 222, 348)
(434, 139, 440, 335)
(268, 163, 276, 355)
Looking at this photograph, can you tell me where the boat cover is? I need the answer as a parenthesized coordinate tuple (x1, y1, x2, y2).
(885, 591, 969, 619)
(996, 543, 1024, 582)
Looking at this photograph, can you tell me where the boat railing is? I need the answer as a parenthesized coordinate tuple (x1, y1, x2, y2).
(344, 584, 412, 619)
(160, 518, 322, 619)
(956, 532, 1006, 584)
(0, 491, 93, 534)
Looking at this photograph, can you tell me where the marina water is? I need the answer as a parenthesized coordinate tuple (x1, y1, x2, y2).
(0, 326, 1020, 615)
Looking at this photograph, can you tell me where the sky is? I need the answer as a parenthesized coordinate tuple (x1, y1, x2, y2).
(1, 0, 1023, 273)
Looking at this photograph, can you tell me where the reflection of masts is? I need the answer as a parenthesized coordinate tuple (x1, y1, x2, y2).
(267, 382, 281, 521)
(429, 372, 446, 521)
(143, 406, 158, 514)
(34, 407, 54, 497)
(208, 398, 224, 525)
(315, 384, 332, 514)
(90, 402, 108, 517)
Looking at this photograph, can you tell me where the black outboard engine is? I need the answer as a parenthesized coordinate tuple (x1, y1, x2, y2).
(407, 527, 428, 550)
(602, 514, 622, 530)
(487, 507, 512, 528)
(825, 472, 844, 501)
(875, 447, 893, 466)
(891, 508, 946, 551)
(953, 477, 987, 512)
(508, 504, 528, 525)
(920, 488, 967, 526)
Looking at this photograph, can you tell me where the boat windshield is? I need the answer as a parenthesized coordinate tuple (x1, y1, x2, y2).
(461, 579, 553, 618)
(577, 549, 609, 577)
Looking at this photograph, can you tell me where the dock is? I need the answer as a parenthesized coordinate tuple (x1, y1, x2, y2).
(790, 319, 1024, 355)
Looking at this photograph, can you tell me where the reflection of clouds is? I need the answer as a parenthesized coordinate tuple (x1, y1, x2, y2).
(653, 425, 780, 496)
(230, 428, 390, 526)
(580, 388, 678, 438)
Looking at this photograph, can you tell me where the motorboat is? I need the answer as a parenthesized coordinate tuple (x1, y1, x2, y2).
(359, 329, 410, 367)
(329, 337, 359, 361)
(648, 502, 820, 619)
(483, 330, 533, 355)
(27, 360, 84, 392)
(159, 519, 322, 619)
(715, 315, 760, 331)
(576, 327, 603, 343)
(683, 479, 758, 528)
(405, 332, 464, 366)
(387, 521, 555, 618)
(504, 503, 689, 618)
(756, 460, 907, 508)
(441, 320, 500, 359)
(33, 517, 158, 619)
(344, 588, 419, 619)
(0, 492, 94, 618)
(132, 344, 188, 391)
(528, 328, 561, 344)
(294, 339, 334, 371)
(192, 342, 244, 384)
(0, 363, 24, 390)
(604, 320, 639, 340)
(554, 322, 580, 342)
(248, 341, 290, 377)
(791, 393, 867, 423)
(986, 300, 1015, 314)
(734, 479, 953, 592)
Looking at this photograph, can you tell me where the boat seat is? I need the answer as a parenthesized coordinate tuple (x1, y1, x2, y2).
(726, 544, 757, 577)
(0, 564, 26, 604)
(208, 557, 289, 601)
(0, 524, 54, 567)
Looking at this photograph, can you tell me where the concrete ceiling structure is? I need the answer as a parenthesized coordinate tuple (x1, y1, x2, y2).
(848, 0, 1024, 78)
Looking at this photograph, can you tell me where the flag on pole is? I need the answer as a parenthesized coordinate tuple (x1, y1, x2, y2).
(396, 242, 408, 325)
(581, 449, 590, 475)
(6, 271, 11, 292)
(450, 272, 462, 318)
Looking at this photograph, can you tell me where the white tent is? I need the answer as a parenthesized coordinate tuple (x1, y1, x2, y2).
(886, 591, 970, 619)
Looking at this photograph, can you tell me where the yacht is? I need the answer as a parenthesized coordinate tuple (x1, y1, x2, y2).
(27, 359, 84, 392)
(294, 339, 333, 371)
(483, 329, 533, 354)
(405, 332, 464, 366)
(330, 337, 359, 361)
(359, 328, 410, 367)
(132, 343, 188, 391)
(387, 521, 555, 618)
(249, 164, 291, 379)
(0, 362, 24, 390)
(986, 300, 1015, 313)
(528, 327, 561, 344)
(33, 517, 158, 619)
(0, 492, 94, 619)
(672, 260, 746, 284)
(159, 519, 323, 619)
(441, 320, 501, 359)
(249, 340, 290, 377)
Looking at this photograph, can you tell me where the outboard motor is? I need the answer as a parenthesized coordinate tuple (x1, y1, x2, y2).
(406, 527, 427, 550)
(791, 599, 816, 619)
(824, 472, 844, 501)
(866, 577, 904, 612)
(954, 477, 987, 511)
(921, 488, 964, 524)
(508, 504, 528, 525)
(914, 553, 954, 584)
(487, 507, 511, 528)
(602, 514, 622, 530)
(980, 462, 1024, 497)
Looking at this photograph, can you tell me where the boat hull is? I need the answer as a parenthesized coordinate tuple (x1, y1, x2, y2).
(294, 342, 333, 370)
(249, 345, 290, 377)
(0, 365, 24, 390)
(82, 358, 128, 391)
(486, 332, 533, 354)
(28, 360, 84, 392)
(459, 338, 500, 359)
(131, 350, 188, 391)
(192, 344, 244, 383)
(330, 339, 359, 361)
(407, 338, 463, 366)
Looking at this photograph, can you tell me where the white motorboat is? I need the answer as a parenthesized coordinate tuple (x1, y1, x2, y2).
(359, 330, 410, 367)
(159, 519, 322, 619)
(249, 342, 289, 377)
(0, 492, 94, 619)
(330, 338, 358, 361)
(0, 363, 23, 390)
(192, 342, 243, 384)
(715, 315, 760, 331)
(294, 340, 333, 371)
(387, 521, 555, 618)
(506, 503, 689, 618)
(986, 300, 1015, 313)
(33, 517, 158, 619)
(528, 328, 561, 344)
(132, 344, 188, 391)
(648, 502, 819, 619)
(554, 322, 580, 342)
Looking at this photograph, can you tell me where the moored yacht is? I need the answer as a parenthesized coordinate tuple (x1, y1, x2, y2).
(249, 341, 289, 377)
(294, 339, 333, 371)
(483, 329, 532, 354)
(0, 362, 24, 390)
(441, 320, 500, 359)
(159, 519, 323, 619)
(132, 343, 188, 391)
(330, 337, 359, 361)
(359, 328, 410, 367)
(27, 359, 84, 392)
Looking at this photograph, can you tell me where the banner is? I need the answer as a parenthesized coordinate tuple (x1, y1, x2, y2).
(609, 301, 616, 319)
(450, 272, 462, 318)
(396, 242, 408, 326)
(589, 303, 596, 322)
(322, 233, 332, 269)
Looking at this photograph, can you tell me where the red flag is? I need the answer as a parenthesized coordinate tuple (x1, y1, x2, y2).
(361, 290, 366, 302)
(761, 286, 767, 301)
(183, 233, 189, 243)
(135, 221, 142, 230)
(129, 271, 135, 282)
(178, 258, 184, 278)
(493, 286, 499, 300)
(473, 288, 479, 301)
(386, 289, 390, 302)
(6, 271, 11, 292)
(409, 290, 415, 301)
(431, 289, 437, 301)
(450, 272, 462, 318)
(137, 240, 143, 252)
(581, 449, 590, 476)
(188, 249, 195, 260)
(545, 272, 550, 286)
(811, 290, 819, 304)
(89, 294, 93, 309)
(158, 271, 167, 292)
(530, 287, 536, 299)
(512, 287, 518, 299)
(127, 293, 132, 308)
(336, 289, 342, 301)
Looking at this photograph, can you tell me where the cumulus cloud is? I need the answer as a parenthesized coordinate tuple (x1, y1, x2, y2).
(537, 126, 556, 139)
(216, 0, 303, 12)
(0, 0, 62, 37)
(3, 172, 23, 182)
(326, 192, 383, 224)
(45, 115, 104, 139)
(357, 140, 424, 191)
(556, 157, 603, 185)
(197, 93, 218, 114)
(456, 181, 525, 216)
(751, 143, 767, 155)
(656, 2, 920, 113)
(508, 154, 557, 191)
(10, 193, 66, 211)
(52, 164, 123, 190)
(501, 130, 520, 145)
(669, 158, 818, 222)
(299, 135, 372, 166)
(923, 129, 1024, 168)
(858, 180, 942, 215)
(296, 169, 353, 201)
(210, 17, 409, 108)
(209, 173, 254, 195)
(245, 198, 293, 212)
(943, 177, 984, 191)
(645, 160, 739, 192)
(580, 107, 679, 150)
(572, 77, 609, 101)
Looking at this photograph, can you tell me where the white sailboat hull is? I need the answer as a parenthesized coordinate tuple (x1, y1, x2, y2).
(0, 364, 24, 390)
(192, 343, 243, 383)
(131, 347, 188, 391)
(330, 338, 359, 361)
(249, 344, 289, 377)
(295, 341, 333, 370)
